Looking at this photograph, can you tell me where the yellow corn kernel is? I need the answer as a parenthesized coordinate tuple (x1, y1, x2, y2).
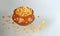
(38, 20, 46, 31)
(7, 15, 11, 18)
(15, 6, 32, 17)
(12, 21, 14, 24)
(42, 21, 46, 29)
(24, 28, 28, 31)
(38, 25, 42, 30)
(31, 23, 36, 29)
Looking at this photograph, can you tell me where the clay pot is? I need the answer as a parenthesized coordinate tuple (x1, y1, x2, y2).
(12, 6, 35, 26)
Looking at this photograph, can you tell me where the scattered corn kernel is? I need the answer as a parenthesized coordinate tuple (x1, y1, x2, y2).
(31, 23, 36, 29)
(12, 21, 14, 24)
(38, 25, 42, 30)
(42, 21, 46, 29)
(2, 16, 5, 18)
(24, 28, 28, 31)
(38, 20, 46, 30)
(7, 15, 11, 18)
(38, 16, 41, 18)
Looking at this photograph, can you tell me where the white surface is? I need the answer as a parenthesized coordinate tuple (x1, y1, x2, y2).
(0, 0, 60, 36)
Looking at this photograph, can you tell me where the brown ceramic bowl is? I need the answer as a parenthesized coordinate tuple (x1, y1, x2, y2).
(12, 6, 35, 26)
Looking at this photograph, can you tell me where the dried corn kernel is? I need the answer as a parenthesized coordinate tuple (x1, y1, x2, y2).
(12, 21, 14, 24)
(2, 16, 5, 18)
(7, 15, 11, 18)
(15, 6, 32, 17)
(30, 28, 35, 33)
(38, 25, 42, 30)
(38, 20, 46, 30)
(42, 21, 46, 29)
(24, 28, 28, 31)
(38, 16, 41, 18)
(31, 23, 36, 29)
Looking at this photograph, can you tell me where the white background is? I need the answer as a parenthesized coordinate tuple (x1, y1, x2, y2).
(0, 0, 60, 36)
